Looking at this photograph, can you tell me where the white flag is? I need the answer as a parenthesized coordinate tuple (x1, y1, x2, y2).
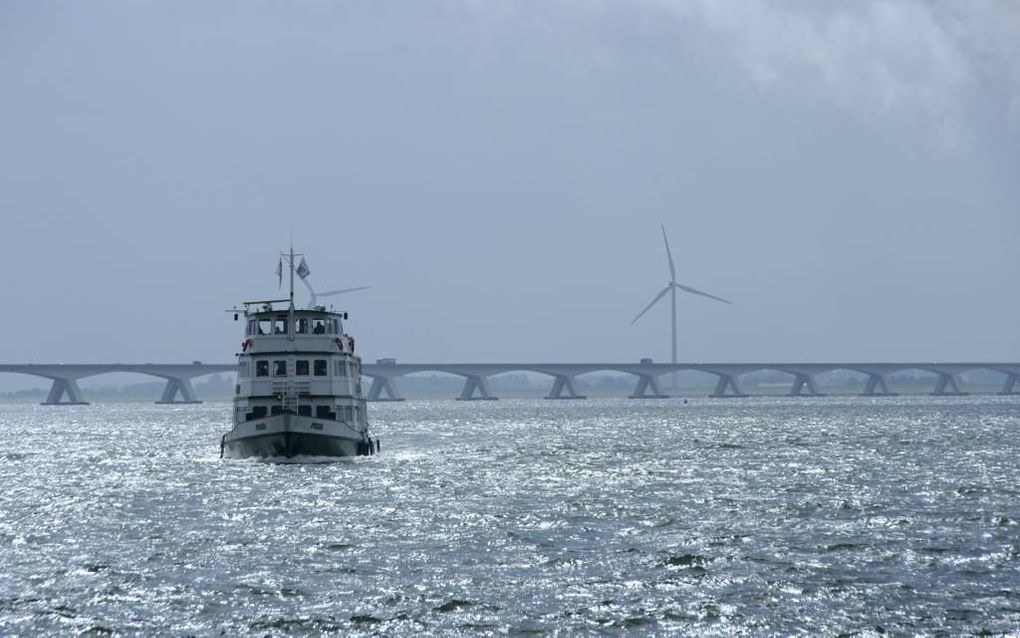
(296, 257, 310, 280)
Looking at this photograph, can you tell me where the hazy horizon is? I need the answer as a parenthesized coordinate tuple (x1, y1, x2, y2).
(2, 1, 1018, 390)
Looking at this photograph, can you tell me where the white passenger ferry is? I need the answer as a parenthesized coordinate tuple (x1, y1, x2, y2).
(221, 248, 379, 460)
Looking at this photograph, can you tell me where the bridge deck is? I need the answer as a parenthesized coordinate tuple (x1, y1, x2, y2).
(2, 361, 1018, 403)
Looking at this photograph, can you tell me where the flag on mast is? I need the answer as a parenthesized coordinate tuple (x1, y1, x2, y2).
(276, 258, 283, 289)
(296, 257, 310, 280)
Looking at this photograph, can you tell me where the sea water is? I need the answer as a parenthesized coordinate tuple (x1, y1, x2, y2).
(1, 396, 1018, 635)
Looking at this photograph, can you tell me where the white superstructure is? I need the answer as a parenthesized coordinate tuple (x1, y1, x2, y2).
(221, 248, 378, 460)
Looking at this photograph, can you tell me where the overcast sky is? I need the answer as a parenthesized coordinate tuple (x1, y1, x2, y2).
(1, 1, 1018, 388)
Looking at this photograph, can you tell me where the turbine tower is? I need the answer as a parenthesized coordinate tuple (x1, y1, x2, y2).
(631, 224, 731, 376)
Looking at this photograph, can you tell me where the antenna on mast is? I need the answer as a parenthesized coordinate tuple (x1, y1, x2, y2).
(289, 227, 295, 309)
(289, 244, 295, 309)
(282, 229, 301, 342)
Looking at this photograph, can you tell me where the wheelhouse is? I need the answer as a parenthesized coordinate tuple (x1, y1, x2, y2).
(244, 308, 348, 338)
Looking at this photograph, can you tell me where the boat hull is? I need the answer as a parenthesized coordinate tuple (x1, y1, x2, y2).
(222, 414, 376, 461)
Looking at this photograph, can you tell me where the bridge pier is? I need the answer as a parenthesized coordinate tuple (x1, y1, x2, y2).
(861, 374, 897, 396)
(42, 378, 89, 405)
(629, 374, 668, 399)
(1001, 374, 1020, 395)
(710, 374, 748, 398)
(457, 375, 498, 401)
(156, 378, 202, 404)
(790, 373, 824, 397)
(931, 373, 968, 396)
(545, 375, 586, 400)
(367, 376, 406, 402)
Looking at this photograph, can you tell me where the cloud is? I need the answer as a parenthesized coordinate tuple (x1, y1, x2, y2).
(938, 0, 1020, 125)
(448, 0, 1020, 144)
(691, 4, 962, 110)
(657, 0, 1020, 143)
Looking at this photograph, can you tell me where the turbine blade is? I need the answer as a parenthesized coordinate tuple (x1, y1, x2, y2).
(660, 223, 676, 283)
(630, 286, 672, 324)
(299, 278, 318, 308)
(299, 277, 316, 296)
(674, 282, 731, 304)
(317, 286, 372, 297)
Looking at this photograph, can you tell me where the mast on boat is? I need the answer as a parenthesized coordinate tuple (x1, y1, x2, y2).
(287, 244, 296, 341)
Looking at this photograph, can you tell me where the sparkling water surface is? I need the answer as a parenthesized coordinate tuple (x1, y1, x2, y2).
(1, 396, 1019, 635)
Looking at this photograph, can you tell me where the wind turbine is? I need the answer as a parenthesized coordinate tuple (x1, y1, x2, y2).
(631, 224, 731, 375)
(300, 277, 371, 309)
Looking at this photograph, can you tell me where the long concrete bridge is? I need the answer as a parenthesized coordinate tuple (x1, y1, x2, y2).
(0, 363, 236, 405)
(2, 360, 1019, 404)
(361, 359, 1020, 401)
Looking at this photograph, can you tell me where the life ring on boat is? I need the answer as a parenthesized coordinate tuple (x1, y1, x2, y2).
(347, 336, 355, 353)
(335, 338, 344, 352)
(241, 338, 254, 352)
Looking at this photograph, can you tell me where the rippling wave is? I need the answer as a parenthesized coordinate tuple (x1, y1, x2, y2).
(1, 396, 1018, 634)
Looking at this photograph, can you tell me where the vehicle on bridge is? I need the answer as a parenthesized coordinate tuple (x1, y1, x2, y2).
(221, 249, 379, 461)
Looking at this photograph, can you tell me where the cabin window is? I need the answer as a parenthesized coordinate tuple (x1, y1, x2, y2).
(257, 319, 271, 335)
(311, 318, 326, 334)
(344, 405, 353, 422)
(273, 360, 287, 377)
(247, 320, 257, 336)
(297, 405, 312, 417)
(296, 318, 309, 334)
(238, 361, 250, 378)
(296, 360, 309, 376)
(333, 319, 340, 334)
(334, 361, 347, 378)
(255, 360, 269, 377)
(248, 405, 267, 420)
(273, 316, 288, 335)
(315, 405, 335, 419)
(271, 405, 285, 416)
(314, 359, 327, 376)
(353, 405, 360, 422)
